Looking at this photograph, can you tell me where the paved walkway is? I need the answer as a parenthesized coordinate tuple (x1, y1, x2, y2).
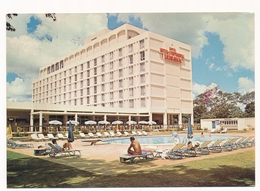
(7, 132, 255, 175)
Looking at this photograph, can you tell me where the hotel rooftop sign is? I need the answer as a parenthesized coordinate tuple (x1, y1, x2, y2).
(160, 47, 184, 63)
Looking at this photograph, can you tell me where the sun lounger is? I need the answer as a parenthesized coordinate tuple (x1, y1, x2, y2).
(48, 143, 81, 157)
(47, 133, 58, 140)
(57, 133, 67, 140)
(7, 139, 34, 149)
(96, 132, 103, 138)
(124, 132, 130, 136)
(137, 131, 143, 136)
(104, 132, 111, 137)
(222, 137, 240, 151)
(142, 131, 148, 136)
(196, 140, 212, 155)
(221, 128, 227, 133)
(167, 143, 186, 159)
(81, 139, 102, 145)
(116, 131, 123, 137)
(208, 139, 223, 153)
(243, 136, 255, 147)
(30, 133, 43, 141)
(120, 150, 155, 164)
(236, 137, 248, 148)
(38, 133, 49, 141)
(182, 144, 200, 157)
(109, 131, 116, 137)
(88, 132, 97, 138)
(79, 132, 87, 139)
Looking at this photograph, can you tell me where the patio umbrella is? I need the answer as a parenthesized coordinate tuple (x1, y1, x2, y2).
(49, 120, 62, 125)
(98, 120, 110, 125)
(138, 121, 148, 125)
(187, 118, 193, 139)
(148, 121, 157, 125)
(126, 120, 137, 125)
(112, 120, 123, 125)
(84, 120, 97, 125)
(66, 120, 79, 125)
(67, 120, 74, 143)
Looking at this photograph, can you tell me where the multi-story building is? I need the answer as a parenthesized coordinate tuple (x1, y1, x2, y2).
(8, 23, 193, 131)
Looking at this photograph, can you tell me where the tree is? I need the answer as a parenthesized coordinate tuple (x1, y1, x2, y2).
(6, 13, 56, 32)
(244, 101, 255, 117)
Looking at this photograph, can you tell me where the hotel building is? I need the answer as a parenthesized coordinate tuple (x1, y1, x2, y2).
(7, 23, 193, 132)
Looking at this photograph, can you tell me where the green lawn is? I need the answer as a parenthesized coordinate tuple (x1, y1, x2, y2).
(7, 150, 255, 188)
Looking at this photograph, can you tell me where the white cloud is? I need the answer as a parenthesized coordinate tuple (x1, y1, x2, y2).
(6, 77, 32, 102)
(237, 77, 255, 94)
(6, 13, 108, 102)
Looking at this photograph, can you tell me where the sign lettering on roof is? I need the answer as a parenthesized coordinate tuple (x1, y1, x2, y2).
(160, 47, 184, 63)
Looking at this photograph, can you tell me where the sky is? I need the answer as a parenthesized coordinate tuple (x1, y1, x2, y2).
(4, 1, 257, 103)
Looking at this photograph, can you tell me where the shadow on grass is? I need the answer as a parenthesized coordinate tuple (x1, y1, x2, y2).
(7, 151, 255, 188)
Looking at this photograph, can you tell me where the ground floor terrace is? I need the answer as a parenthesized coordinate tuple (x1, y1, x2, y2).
(6, 131, 255, 176)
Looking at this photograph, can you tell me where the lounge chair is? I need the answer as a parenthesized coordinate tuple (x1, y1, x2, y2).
(137, 131, 143, 136)
(182, 143, 199, 157)
(242, 136, 255, 147)
(210, 129, 217, 133)
(57, 133, 67, 140)
(7, 139, 34, 149)
(47, 133, 58, 140)
(131, 131, 138, 136)
(221, 128, 227, 133)
(208, 139, 223, 153)
(166, 143, 186, 159)
(96, 132, 103, 138)
(116, 131, 123, 137)
(48, 143, 81, 157)
(88, 132, 97, 138)
(119, 149, 155, 164)
(142, 131, 148, 136)
(109, 131, 116, 137)
(124, 132, 130, 136)
(38, 133, 49, 141)
(79, 132, 87, 139)
(104, 132, 111, 137)
(31, 133, 43, 141)
(196, 140, 212, 155)
(222, 137, 240, 151)
(236, 137, 248, 148)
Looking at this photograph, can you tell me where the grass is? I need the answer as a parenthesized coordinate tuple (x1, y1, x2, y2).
(7, 149, 255, 188)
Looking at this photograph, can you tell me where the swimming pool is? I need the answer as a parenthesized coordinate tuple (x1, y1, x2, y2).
(103, 135, 240, 145)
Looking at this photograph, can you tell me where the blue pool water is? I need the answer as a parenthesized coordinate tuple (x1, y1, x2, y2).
(103, 135, 239, 145)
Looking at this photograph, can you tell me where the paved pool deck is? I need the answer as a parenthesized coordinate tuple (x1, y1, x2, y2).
(7, 132, 255, 175)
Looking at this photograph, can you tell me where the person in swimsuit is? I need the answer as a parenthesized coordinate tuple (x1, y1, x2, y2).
(127, 136, 142, 155)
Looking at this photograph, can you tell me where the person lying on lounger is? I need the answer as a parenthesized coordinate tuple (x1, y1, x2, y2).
(52, 139, 63, 151)
(63, 140, 73, 150)
(127, 136, 142, 155)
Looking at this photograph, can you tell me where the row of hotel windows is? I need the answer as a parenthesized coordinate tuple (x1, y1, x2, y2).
(36, 54, 146, 88)
(34, 86, 146, 101)
(34, 73, 146, 94)
(34, 97, 147, 108)
(45, 40, 145, 75)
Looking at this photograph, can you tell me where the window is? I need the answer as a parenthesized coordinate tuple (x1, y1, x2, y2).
(141, 86, 146, 96)
(80, 72, 83, 79)
(64, 71, 66, 77)
(94, 58, 97, 66)
(80, 98, 83, 105)
(119, 48, 122, 57)
(119, 58, 123, 67)
(102, 84, 105, 92)
(101, 65, 105, 72)
(75, 74, 77, 81)
(51, 65, 54, 72)
(141, 98, 146, 107)
(94, 77, 97, 84)
(94, 86, 97, 93)
(102, 94, 105, 101)
(81, 64, 83, 71)
(129, 44, 133, 53)
(110, 52, 113, 59)
(140, 51, 145, 61)
(94, 67, 97, 75)
(110, 61, 113, 70)
(87, 97, 90, 104)
(81, 81, 83, 88)
(64, 79, 66, 85)
(75, 66, 77, 73)
(81, 89, 83, 96)
(60, 60, 64, 68)
(129, 55, 133, 64)
(140, 62, 145, 72)
(87, 88, 90, 95)
(74, 99, 77, 105)
(140, 74, 145, 84)
(129, 99, 134, 108)
(74, 91, 77, 97)
(110, 72, 113, 80)
(129, 66, 133, 75)
(56, 63, 59, 70)
(119, 79, 123, 88)
(129, 77, 133, 86)
(110, 102, 114, 107)
(110, 82, 113, 90)
(102, 74, 105, 82)
(87, 79, 90, 86)
(87, 61, 90, 68)
(74, 83, 77, 89)
(110, 92, 113, 100)
(119, 69, 123, 78)
(63, 94, 66, 99)
(87, 70, 90, 77)
(101, 55, 105, 62)
(129, 88, 134, 97)
(140, 39, 144, 49)
(64, 86, 66, 92)
(119, 90, 123, 99)
(119, 101, 123, 108)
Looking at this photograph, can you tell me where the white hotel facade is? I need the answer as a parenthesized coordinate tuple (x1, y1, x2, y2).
(7, 23, 193, 131)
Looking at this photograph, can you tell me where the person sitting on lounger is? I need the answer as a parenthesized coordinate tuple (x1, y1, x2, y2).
(52, 139, 63, 151)
(127, 136, 142, 155)
(63, 140, 73, 150)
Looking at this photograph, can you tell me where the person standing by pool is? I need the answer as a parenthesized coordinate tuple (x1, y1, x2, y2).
(127, 137, 142, 155)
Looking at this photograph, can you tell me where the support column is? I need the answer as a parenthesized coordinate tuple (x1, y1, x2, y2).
(30, 109, 34, 132)
(163, 111, 167, 129)
(75, 113, 78, 122)
(178, 112, 182, 128)
(39, 112, 42, 132)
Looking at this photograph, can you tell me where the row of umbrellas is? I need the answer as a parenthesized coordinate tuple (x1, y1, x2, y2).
(48, 120, 157, 125)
